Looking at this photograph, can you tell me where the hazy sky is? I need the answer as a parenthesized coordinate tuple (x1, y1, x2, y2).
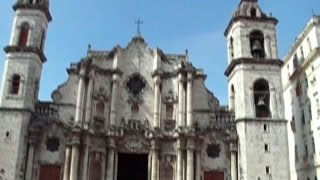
(0, 0, 319, 105)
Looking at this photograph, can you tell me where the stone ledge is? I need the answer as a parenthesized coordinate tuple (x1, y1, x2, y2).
(4, 45, 47, 62)
(224, 58, 283, 76)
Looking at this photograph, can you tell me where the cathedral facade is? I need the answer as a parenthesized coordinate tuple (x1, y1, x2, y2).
(0, 0, 290, 180)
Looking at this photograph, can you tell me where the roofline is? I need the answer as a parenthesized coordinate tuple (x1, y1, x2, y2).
(282, 16, 320, 64)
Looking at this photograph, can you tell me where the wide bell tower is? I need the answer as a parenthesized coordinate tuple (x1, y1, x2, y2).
(0, 0, 51, 179)
(225, 0, 289, 179)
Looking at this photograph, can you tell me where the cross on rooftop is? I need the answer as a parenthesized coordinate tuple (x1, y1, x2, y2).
(135, 18, 143, 37)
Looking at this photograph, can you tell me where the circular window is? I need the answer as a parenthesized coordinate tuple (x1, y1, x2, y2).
(125, 73, 146, 95)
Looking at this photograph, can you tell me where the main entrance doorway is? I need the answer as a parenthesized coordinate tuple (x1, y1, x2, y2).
(117, 153, 148, 180)
(39, 165, 61, 180)
(204, 171, 224, 180)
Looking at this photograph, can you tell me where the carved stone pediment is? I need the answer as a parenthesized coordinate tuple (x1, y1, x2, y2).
(118, 135, 150, 153)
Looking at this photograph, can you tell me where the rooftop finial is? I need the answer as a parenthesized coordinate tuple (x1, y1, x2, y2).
(185, 49, 189, 62)
(135, 18, 143, 37)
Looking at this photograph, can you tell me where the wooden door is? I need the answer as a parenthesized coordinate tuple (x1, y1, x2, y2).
(204, 171, 224, 180)
(39, 165, 61, 180)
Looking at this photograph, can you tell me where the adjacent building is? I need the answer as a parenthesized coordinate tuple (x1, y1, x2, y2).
(282, 16, 320, 180)
(0, 0, 293, 180)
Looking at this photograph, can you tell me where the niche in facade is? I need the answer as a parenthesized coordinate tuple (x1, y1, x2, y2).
(206, 144, 220, 158)
(46, 137, 60, 152)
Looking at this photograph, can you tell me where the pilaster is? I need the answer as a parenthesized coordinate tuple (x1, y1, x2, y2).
(69, 129, 81, 180)
(75, 68, 86, 126)
(109, 73, 119, 127)
(153, 75, 162, 129)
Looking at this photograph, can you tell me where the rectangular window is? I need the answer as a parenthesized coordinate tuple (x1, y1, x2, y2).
(309, 104, 312, 121)
(266, 166, 270, 174)
(264, 144, 269, 152)
(293, 54, 299, 69)
(296, 82, 302, 96)
(305, 145, 309, 156)
(295, 145, 299, 162)
(263, 124, 269, 132)
(301, 110, 306, 125)
(300, 46, 304, 61)
(291, 117, 296, 132)
(312, 138, 316, 154)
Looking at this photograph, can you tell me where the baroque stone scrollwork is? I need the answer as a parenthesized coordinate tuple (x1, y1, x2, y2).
(93, 87, 109, 102)
(162, 89, 178, 104)
(118, 135, 150, 153)
(117, 117, 151, 153)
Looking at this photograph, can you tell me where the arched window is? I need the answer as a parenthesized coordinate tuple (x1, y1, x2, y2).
(254, 79, 270, 117)
(166, 104, 174, 119)
(230, 85, 235, 111)
(11, 75, 21, 95)
(96, 102, 105, 115)
(251, 8, 257, 17)
(230, 37, 234, 59)
(250, 31, 265, 59)
(40, 30, 46, 50)
(18, 23, 30, 47)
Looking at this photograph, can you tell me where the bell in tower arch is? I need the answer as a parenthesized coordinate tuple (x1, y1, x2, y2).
(250, 30, 265, 59)
(251, 39, 265, 58)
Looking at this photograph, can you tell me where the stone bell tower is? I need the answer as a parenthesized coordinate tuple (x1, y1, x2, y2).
(224, 0, 289, 179)
(0, 0, 51, 179)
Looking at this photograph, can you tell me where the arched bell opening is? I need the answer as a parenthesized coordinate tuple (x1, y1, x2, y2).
(254, 79, 270, 118)
(250, 31, 265, 59)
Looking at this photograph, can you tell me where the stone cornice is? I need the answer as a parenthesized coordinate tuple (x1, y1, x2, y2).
(224, 16, 278, 37)
(0, 107, 33, 113)
(12, 3, 52, 22)
(235, 118, 288, 123)
(224, 58, 283, 76)
(4, 45, 47, 62)
(289, 48, 320, 81)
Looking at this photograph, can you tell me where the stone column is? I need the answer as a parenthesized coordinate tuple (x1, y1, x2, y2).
(75, 68, 86, 126)
(84, 71, 94, 129)
(176, 138, 184, 180)
(151, 140, 159, 180)
(106, 138, 116, 180)
(70, 131, 80, 180)
(148, 152, 152, 180)
(114, 152, 118, 180)
(186, 139, 194, 180)
(81, 136, 90, 180)
(153, 76, 161, 128)
(101, 152, 106, 180)
(195, 150, 201, 180)
(230, 143, 238, 180)
(186, 73, 193, 128)
(109, 74, 119, 126)
(63, 145, 72, 180)
(25, 134, 37, 180)
(264, 36, 271, 59)
(178, 74, 185, 128)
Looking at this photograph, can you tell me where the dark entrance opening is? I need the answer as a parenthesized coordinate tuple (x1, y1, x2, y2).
(117, 153, 148, 180)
